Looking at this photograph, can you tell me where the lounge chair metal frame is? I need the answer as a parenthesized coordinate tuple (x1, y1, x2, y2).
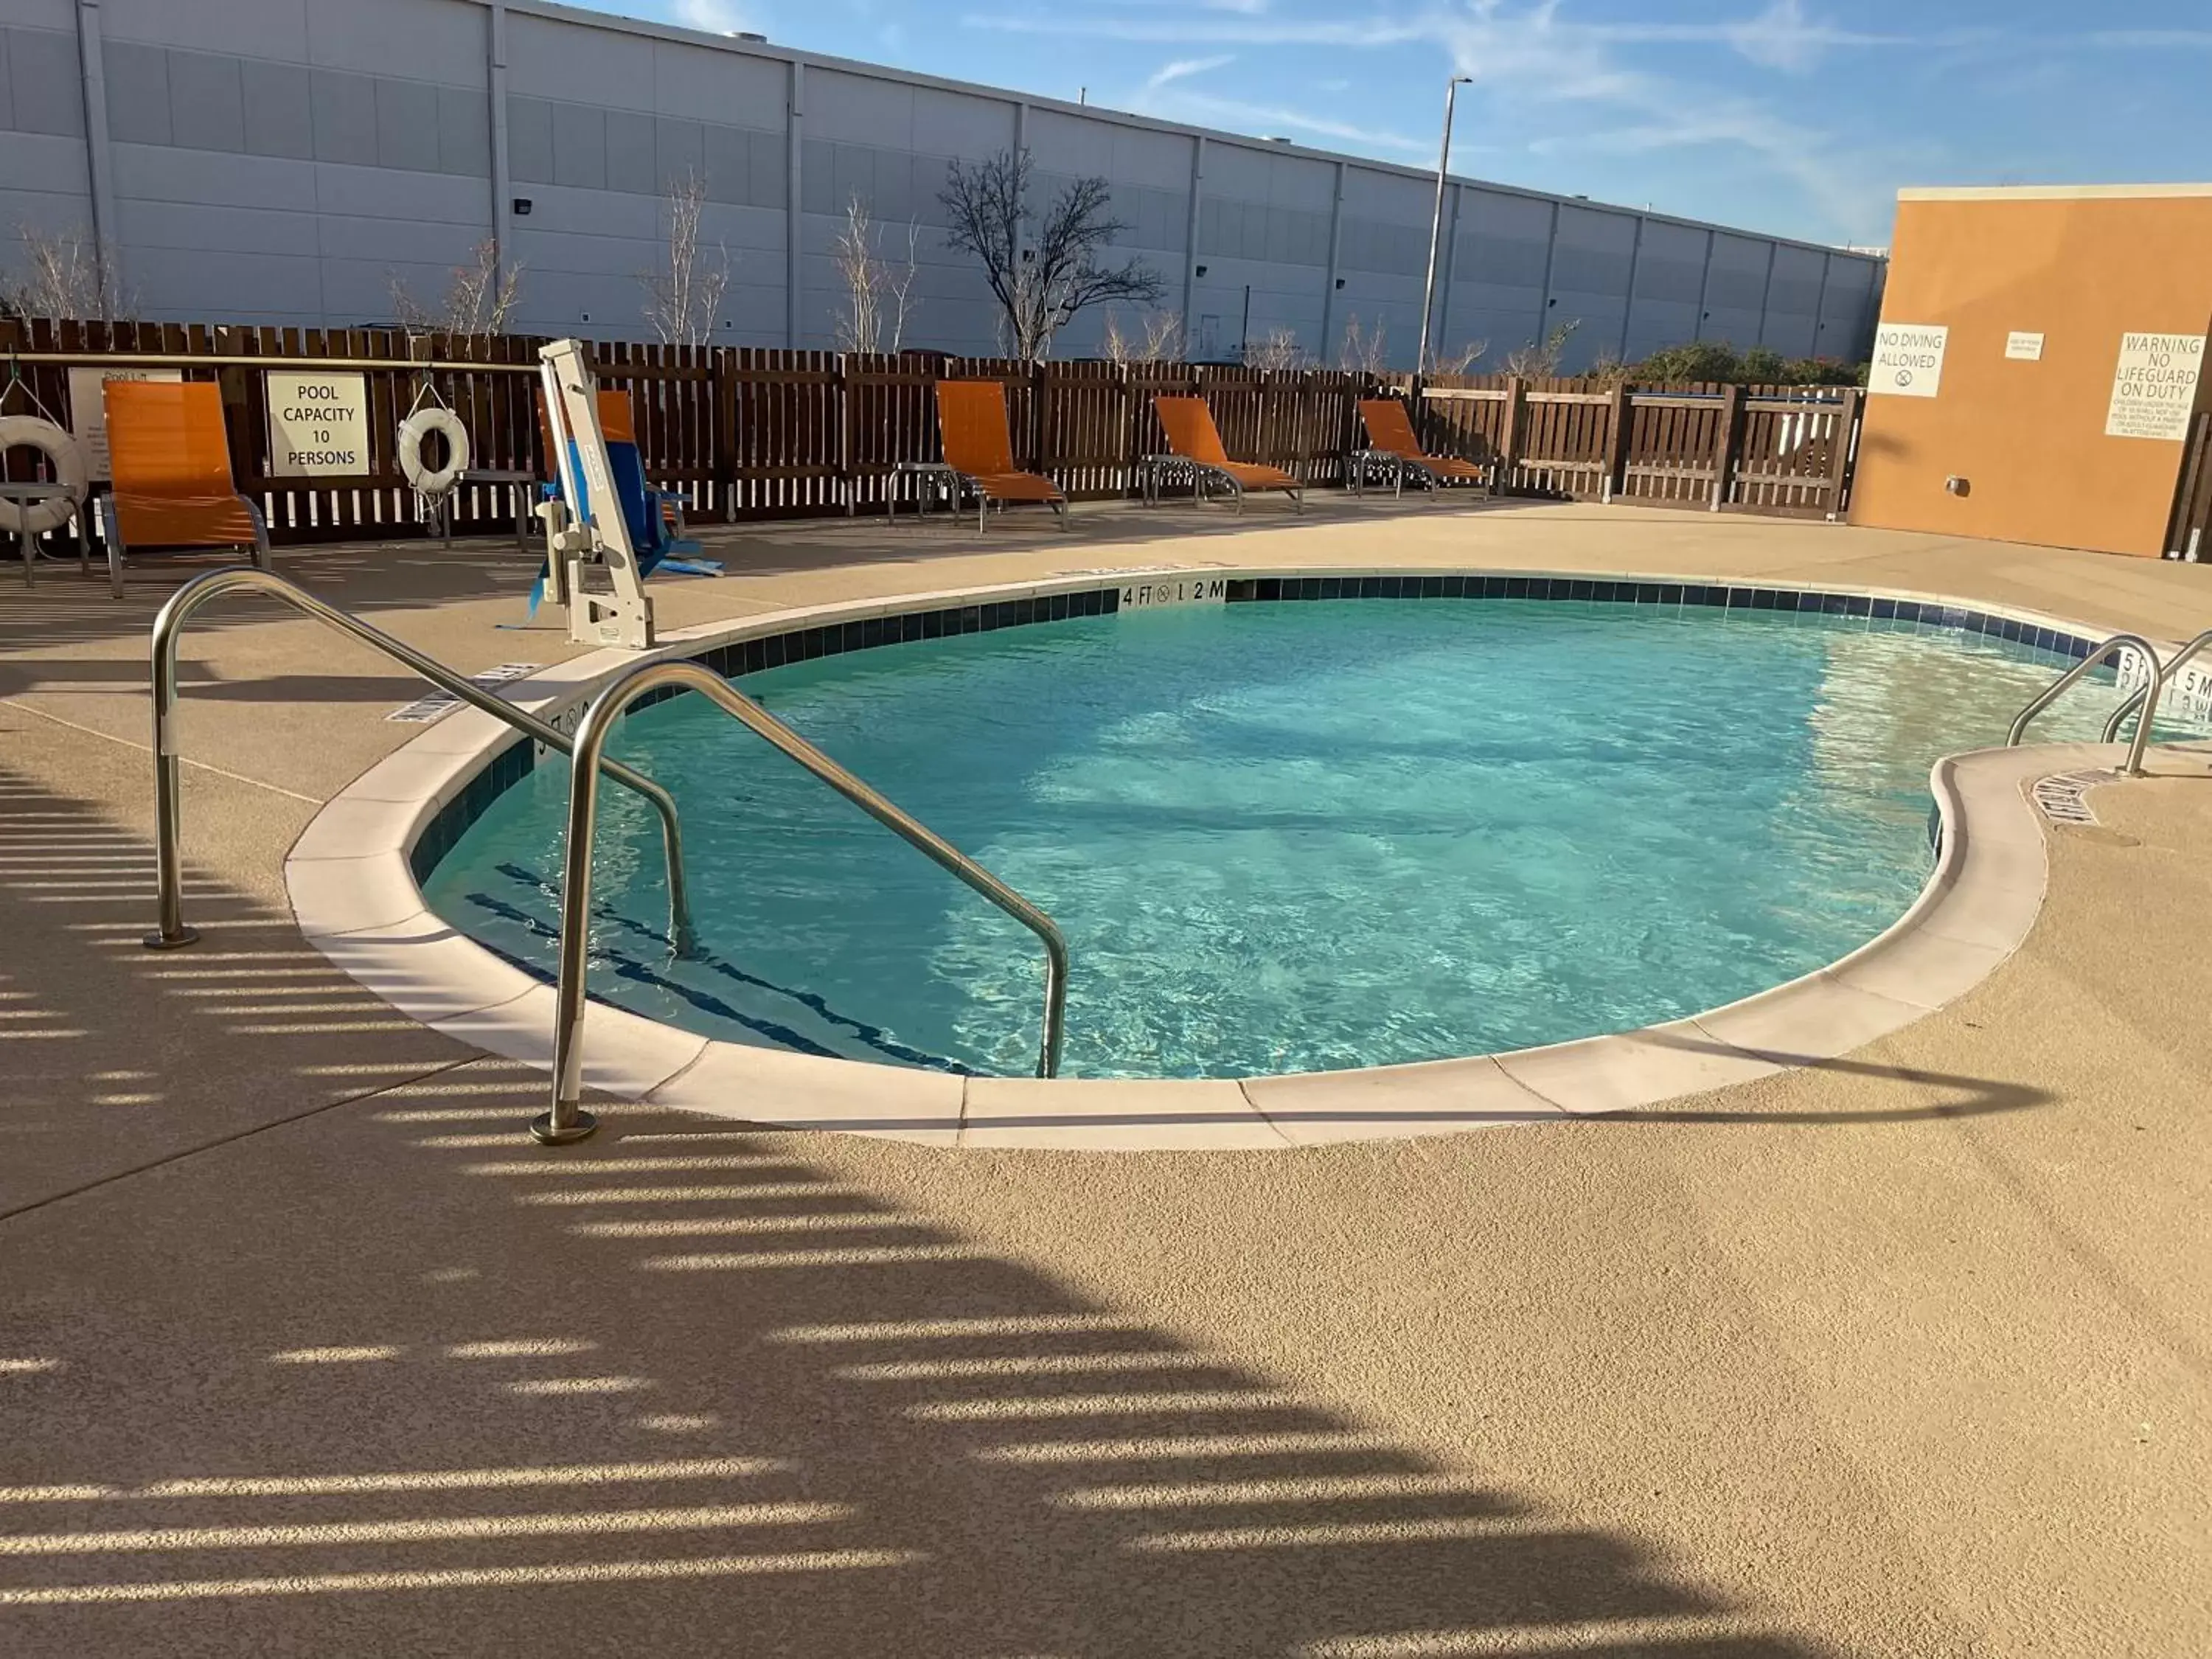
(1349, 398, 1488, 500)
(1147, 397, 1304, 515)
(94, 492, 272, 600)
(91, 377, 274, 599)
(947, 476, 1067, 534)
(932, 380, 1068, 533)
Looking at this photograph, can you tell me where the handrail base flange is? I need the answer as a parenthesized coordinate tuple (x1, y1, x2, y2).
(142, 927, 200, 951)
(529, 1107, 599, 1146)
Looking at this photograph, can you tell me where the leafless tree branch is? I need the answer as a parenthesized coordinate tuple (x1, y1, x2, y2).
(1241, 326, 1307, 372)
(1502, 319, 1580, 378)
(1338, 314, 1390, 375)
(832, 195, 922, 354)
(390, 239, 522, 341)
(639, 170, 731, 346)
(939, 147, 1164, 361)
(2, 223, 130, 321)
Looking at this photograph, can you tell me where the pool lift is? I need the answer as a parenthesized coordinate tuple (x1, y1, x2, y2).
(535, 338, 655, 651)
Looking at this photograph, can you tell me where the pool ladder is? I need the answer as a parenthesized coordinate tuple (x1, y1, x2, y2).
(143, 571, 1068, 1150)
(145, 568, 695, 953)
(535, 658, 1068, 1144)
(2006, 627, 2212, 776)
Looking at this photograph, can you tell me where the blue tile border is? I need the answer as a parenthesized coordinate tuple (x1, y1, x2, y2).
(1224, 574, 2101, 658)
(411, 574, 2104, 886)
(410, 583, 1127, 883)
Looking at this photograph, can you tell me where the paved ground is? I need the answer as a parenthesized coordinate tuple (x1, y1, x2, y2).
(2, 497, 2208, 1655)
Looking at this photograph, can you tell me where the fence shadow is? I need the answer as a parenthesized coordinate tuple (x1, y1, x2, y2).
(0, 762, 1837, 1658)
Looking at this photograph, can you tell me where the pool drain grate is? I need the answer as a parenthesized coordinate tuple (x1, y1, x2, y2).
(389, 663, 540, 723)
(2033, 770, 2113, 827)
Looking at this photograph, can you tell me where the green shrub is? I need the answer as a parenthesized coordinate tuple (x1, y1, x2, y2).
(1630, 340, 1865, 387)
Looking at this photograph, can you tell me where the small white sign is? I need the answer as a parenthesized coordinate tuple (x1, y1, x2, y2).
(1119, 574, 1227, 609)
(2105, 332, 2205, 442)
(264, 369, 369, 476)
(1867, 322, 1948, 397)
(2005, 331, 2045, 361)
(2166, 659, 2212, 723)
(68, 365, 183, 480)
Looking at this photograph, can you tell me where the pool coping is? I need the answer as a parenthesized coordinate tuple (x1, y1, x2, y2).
(285, 565, 2157, 1150)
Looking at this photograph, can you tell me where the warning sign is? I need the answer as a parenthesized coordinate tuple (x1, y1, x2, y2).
(264, 370, 369, 477)
(2104, 332, 2204, 442)
(1867, 322, 1947, 398)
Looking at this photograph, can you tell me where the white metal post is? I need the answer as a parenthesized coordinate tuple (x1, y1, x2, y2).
(1416, 76, 1470, 375)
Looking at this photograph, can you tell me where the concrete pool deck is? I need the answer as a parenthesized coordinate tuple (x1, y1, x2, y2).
(2, 496, 2209, 1655)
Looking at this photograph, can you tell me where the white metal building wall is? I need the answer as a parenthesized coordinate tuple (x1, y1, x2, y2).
(0, 0, 1885, 368)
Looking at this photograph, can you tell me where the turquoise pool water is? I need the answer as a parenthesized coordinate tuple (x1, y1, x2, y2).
(422, 597, 2142, 1079)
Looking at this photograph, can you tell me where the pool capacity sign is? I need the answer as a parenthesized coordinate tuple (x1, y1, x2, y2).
(1866, 322, 1948, 398)
(2104, 332, 2204, 442)
(264, 370, 369, 476)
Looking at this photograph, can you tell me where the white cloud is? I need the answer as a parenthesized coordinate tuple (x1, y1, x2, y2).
(673, 0, 757, 33)
(1145, 55, 1236, 93)
(959, 2, 1920, 238)
(958, 12, 1418, 46)
(1144, 88, 1427, 153)
(1428, 4, 1888, 228)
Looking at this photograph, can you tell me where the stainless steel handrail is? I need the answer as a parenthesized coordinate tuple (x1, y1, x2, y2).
(2006, 631, 2161, 777)
(532, 657, 1070, 1145)
(144, 568, 695, 955)
(2096, 628, 2212, 750)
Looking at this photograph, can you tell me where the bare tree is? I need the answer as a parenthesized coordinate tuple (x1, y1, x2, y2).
(1502, 319, 1581, 378)
(1431, 338, 1489, 375)
(639, 170, 730, 345)
(1102, 310, 1167, 365)
(1101, 307, 1183, 366)
(939, 147, 1164, 361)
(1338, 314, 1391, 375)
(1100, 309, 1133, 366)
(390, 239, 522, 340)
(831, 195, 922, 354)
(1240, 327, 1307, 372)
(2, 223, 128, 320)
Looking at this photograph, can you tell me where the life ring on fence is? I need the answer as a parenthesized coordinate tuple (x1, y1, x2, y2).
(397, 407, 470, 495)
(0, 416, 88, 536)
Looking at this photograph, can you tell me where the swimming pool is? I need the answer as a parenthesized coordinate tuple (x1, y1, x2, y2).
(419, 586, 2143, 1081)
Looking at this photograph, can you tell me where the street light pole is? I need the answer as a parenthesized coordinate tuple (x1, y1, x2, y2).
(1416, 74, 1472, 376)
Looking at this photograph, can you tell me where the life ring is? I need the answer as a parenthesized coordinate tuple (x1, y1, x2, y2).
(397, 407, 470, 495)
(0, 416, 88, 536)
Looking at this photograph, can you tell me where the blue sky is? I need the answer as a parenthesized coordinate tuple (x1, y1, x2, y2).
(631, 0, 2212, 248)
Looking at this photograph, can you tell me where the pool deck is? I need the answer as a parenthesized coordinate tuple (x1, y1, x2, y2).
(2, 496, 2208, 1655)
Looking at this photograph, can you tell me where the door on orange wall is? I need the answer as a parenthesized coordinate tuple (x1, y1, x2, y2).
(2168, 410, 2212, 560)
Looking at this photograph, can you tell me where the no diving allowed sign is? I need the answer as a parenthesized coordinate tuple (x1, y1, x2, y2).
(1867, 322, 1948, 399)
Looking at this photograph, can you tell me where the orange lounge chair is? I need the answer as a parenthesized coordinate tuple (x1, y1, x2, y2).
(1355, 397, 1488, 495)
(1150, 396, 1303, 514)
(934, 380, 1065, 532)
(94, 380, 270, 598)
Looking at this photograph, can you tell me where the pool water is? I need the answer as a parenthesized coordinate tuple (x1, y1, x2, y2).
(423, 598, 2147, 1079)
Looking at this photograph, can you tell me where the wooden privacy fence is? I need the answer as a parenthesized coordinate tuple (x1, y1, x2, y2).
(1411, 375, 1862, 518)
(0, 318, 1865, 546)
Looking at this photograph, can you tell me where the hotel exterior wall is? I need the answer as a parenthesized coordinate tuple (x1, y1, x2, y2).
(1849, 187, 2212, 558)
(0, 0, 1882, 370)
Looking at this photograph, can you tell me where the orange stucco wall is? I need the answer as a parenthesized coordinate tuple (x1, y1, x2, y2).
(1848, 192, 2212, 557)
